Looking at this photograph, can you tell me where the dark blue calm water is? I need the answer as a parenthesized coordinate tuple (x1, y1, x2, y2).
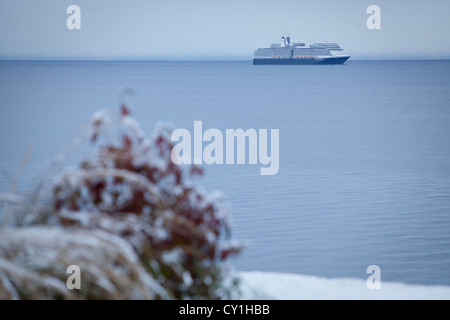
(1, 60, 450, 285)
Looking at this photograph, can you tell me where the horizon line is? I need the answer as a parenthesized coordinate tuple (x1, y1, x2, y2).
(1, 57, 450, 62)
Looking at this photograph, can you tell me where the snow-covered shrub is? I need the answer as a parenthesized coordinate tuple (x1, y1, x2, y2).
(48, 105, 242, 299)
(0, 105, 242, 299)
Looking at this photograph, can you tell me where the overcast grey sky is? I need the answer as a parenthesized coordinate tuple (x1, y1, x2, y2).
(0, 0, 449, 60)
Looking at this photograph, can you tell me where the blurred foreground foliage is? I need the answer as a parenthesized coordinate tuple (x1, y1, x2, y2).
(0, 105, 242, 299)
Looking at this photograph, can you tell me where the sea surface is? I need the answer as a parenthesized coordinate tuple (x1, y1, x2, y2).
(1, 60, 450, 286)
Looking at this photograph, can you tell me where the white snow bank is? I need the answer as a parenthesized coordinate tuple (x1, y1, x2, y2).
(237, 271, 450, 300)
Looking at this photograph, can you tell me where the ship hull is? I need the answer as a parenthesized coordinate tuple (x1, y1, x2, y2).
(253, 56, 350, 65)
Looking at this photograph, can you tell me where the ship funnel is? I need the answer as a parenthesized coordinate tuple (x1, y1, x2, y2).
(281, 36, 291, 46)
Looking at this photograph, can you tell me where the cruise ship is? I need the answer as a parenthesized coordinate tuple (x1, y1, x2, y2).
(253, 36, 350, 65)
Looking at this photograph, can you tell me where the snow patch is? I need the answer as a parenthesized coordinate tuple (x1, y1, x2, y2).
(237, 271, 450, 300)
